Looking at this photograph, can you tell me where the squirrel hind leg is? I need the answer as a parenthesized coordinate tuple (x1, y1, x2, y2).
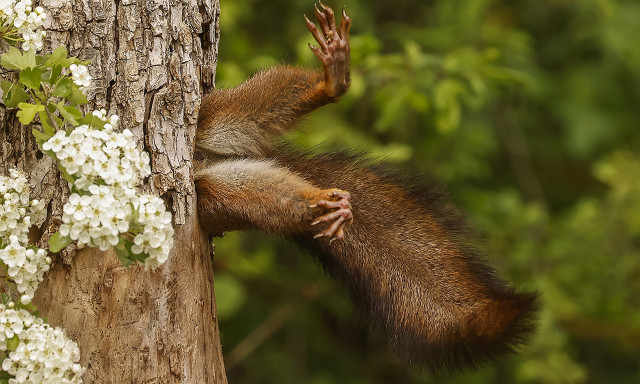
(195, 159, 354, 239)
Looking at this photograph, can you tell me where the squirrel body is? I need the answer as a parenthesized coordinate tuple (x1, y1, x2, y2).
(195, 4, 537, 373)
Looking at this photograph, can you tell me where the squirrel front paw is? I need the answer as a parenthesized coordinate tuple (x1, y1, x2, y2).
(310, 189, 353, 243)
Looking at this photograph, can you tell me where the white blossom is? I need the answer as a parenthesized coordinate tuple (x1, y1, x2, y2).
(0, 236, 51, 304)
(69, 64, 91, 91)
(21, 28, 45, 51)
(42, 130, 69, 153)
(43, 116, 152, 192)
(0, 0, 47, 51)
(0, 305, 85, 383)
(130, 194, 174, 270)
(0, 1, 15, 19)
(44, 112, 173, 269)
(0, 169, 45, 245)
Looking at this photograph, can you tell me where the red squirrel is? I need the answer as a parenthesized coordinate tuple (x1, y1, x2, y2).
(195, 3, 537, 373)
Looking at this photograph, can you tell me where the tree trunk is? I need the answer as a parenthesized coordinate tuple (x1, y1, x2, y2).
(0, 0, 227, 382)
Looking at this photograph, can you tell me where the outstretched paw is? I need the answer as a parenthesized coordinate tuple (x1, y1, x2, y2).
(310, 189, 353, 244)
(304, 2, 351, 99)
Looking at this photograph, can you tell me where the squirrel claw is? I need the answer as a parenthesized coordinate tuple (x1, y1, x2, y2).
(305, 2, 351, 99)
(311, 188, 353, 243)
(329, 228, 345, 244)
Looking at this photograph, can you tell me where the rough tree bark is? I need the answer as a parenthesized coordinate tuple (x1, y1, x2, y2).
(0, 0, 227, 382)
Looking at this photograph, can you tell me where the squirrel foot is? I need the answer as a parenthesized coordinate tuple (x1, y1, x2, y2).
(304, 2, 351, 99)
(310, 189, 353, 243)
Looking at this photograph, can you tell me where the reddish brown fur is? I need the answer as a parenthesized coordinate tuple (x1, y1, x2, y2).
(194, 4, 537, 373)
(276, 151, 537, 371)
(195, 158, 344, 236)
(196, 67, 331, 158)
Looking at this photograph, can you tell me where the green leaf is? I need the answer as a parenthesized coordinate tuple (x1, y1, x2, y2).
(61, 57, 83, 68)
(37, 111, 55, 136)
(14, 300, 40, 318)
(115, 243, 133, 268)
(52, 77, 72, 97)
(35, 53, 47, 67)
(19, 67, 44, 90)
(374, 85, 410, 132)
(58, 163, 75, 184)
(80, 113, 106, 129)
(31, 128, 50, 145)
(68, 86, 88, 106)
(32, 89, 45, 101)
(129, 203, 139, 223)
(434, 78, 463, 132)
(45, 65, 63, 85)
(2, 83, 30, 108)
(42, 46, 68, 68)
(16, 102, 45, 125)
(131, 250, 148, 263)
(1, 46, 30, 70)
(57, 104, 83, 126)
(6, 335, 19, 352)
(116, 253, 133, 267)
(0, 368, 12, 381)
(70, 185, 91, 196)
(49, 231, 72, 253)
(124, 238, 148, 264)
(435, 101, 461, 133)
(0, 80, 11, 94)
(41, 49, 85, 69)
(23, 49, 36, 69)
(129, 221, 145, 234)
(31, 128, 55, 148)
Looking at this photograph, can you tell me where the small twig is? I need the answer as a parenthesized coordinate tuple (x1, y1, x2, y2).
(44, 103, 60, 131)
(495, 101, 547, 209)
(224, 302, 298, 370)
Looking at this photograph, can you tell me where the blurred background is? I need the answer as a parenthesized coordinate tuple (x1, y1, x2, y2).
(211, 0, 640, 382)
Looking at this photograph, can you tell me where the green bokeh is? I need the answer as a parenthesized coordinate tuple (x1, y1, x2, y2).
(211, 1, 640, 382)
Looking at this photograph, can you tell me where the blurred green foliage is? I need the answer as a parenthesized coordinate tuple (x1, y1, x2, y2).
(211, 0, 640, 382)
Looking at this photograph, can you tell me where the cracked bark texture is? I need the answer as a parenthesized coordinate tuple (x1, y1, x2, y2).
(0, 0, 226, 382)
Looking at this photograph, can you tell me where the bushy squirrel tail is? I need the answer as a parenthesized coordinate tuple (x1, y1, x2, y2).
(277, 150, 538, 372)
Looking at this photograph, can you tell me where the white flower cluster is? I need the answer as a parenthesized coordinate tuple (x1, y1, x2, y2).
(0, 236, 50, 304)
(0, 304, 85, 383)
(59, 188, 131, 251)
(44, 111, 173, 269)
(68, 64, 91, 92)
(43, 111, 150, 190)
(0, 169, 45, 245)
(0, 0, 47, 51)
(0, 170, 50, 305)
(131, 195, 174, 270)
